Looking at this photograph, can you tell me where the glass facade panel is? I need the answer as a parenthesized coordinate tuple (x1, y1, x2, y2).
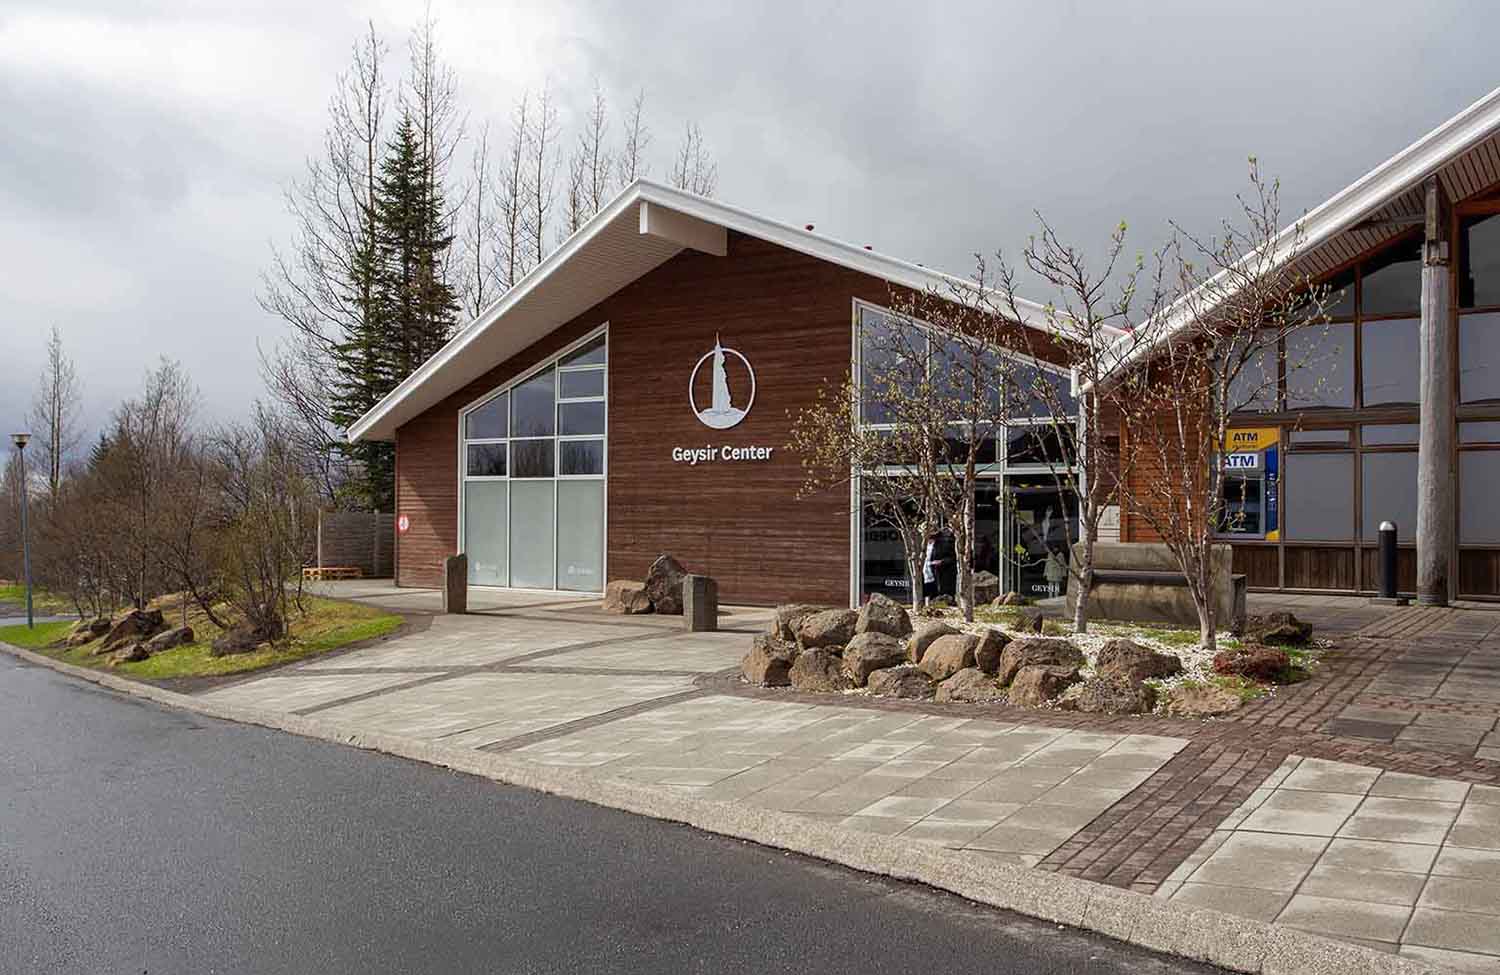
(1460, 312, 1500, 404)
(1005, 476, 1077, 599)
(859, 490, 920, 604)
(559, 440, 604, 475)
(1226, 334, 1279, 413)
(1289, 428, 1350, 446)
(560, 334, 607, 367)
(1461, 451, 1500, 544)
(1291, 268, 1355, 321)
(1362, 451, 1417, 541)
(1460, 213, 1500, 309)
(509, 480, 556, 589)
(463, 481, 508, 585)
(558, 401, 606, 436)
(465, 392, 508, 440)
(1361, 423, 1419, 446)
(1286, 323, 1354, 409)
(1360, 317, 1420, 406)
(1461, 421, 1500, 444)
(1361, 238, 1422, 316)
(510, 439, 554, 477)
(859, 307, 925, 425)
(559, 369, 605, 399)
(465, 443, 507, 477)
(1011, 362, 1077, 418)
(1005, 424, 1076, 466)
(511, 367, 556, 437)
(556, 481, 605, 592)
(1284, 452, 1354, 540)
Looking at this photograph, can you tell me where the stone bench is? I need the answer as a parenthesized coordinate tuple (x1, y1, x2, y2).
(1065, 543, 1246, 634)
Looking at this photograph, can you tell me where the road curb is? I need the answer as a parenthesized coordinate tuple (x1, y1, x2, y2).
(0, 639, 1440, 975)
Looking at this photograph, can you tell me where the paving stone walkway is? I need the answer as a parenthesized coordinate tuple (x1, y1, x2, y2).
(194, 583, 1500, 971)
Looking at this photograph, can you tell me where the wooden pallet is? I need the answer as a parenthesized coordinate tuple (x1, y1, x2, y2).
(302, 566, 363, 581)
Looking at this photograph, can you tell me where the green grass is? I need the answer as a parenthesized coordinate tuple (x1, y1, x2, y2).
(0, 618, 75, 650)
(973, 606, 1069, 636)
(0, 583, 73, 614)
(0, 596, 402, 681)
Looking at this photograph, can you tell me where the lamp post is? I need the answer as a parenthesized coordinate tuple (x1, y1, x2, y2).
(10, 432, 32, 629)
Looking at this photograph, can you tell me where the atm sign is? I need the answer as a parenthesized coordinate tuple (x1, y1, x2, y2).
(1225, 453, 1260, 470)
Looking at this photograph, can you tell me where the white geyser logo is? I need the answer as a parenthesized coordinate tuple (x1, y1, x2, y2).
(689, 334, 754, 430)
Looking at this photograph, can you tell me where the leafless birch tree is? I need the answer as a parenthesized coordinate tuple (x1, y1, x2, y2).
(670, 122, 717, 197)
(27, 325, 82, 502)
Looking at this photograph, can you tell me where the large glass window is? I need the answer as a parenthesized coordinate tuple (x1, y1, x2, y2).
(1286, 323, 1355, 409)
(1360, 237, 1422, 316)
(1360, 318, 1420, 406)
(1460, 312, 1500, 404)
(459, 329, 607, 589)
(1461, 451, 1500, 544)
(1284, 452, 1354, 540)
(1361, 452, 1417, 542)
(1460, 213, 1500, 309)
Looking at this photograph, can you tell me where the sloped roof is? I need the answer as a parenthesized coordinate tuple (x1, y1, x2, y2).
(349, 179, 1052, 442)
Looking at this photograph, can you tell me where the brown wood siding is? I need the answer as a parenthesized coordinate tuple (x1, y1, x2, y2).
(392, 232, 1052, 604)
(1231, 544, 1280, 588)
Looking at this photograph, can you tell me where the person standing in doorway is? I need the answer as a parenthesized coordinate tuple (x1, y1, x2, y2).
(923, 528, 957, 603)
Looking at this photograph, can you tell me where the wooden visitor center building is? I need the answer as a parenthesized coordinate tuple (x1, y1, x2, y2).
(350, 87, 1500, 608)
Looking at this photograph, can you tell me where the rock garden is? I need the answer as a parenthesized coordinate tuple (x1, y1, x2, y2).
(741, 592, 1318, 719)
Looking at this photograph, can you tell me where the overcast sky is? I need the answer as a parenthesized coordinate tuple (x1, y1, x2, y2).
(3, 0, 1497, 444)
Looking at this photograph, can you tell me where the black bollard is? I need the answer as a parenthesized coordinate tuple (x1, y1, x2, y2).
(1371, 521, 1407, 606)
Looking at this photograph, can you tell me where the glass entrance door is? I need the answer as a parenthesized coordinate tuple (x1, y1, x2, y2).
(1004, 475, 1079, 600)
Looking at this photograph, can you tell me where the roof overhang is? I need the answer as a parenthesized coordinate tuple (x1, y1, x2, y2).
(348, 179, 1055, 442)
(1098, 84, 1500, 387)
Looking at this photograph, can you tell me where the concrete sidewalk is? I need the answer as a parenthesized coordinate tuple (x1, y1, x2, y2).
(133, 583, 1500, 971)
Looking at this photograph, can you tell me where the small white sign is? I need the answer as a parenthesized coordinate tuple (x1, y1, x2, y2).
(1224, 453, 1259, 471)
(671, 444, 775, 465)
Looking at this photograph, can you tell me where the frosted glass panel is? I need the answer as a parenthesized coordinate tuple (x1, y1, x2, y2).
(1361, 452, 1417, 541)
(510, 480, 555, 589)
(556, 481, 605, 592)
(1285, 452, 1354, 540)
(1462, 451, 1500, 544)
(464, 481, 509, 585)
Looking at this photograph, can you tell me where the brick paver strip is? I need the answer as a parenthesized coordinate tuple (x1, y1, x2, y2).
(477, 688, 712, 753)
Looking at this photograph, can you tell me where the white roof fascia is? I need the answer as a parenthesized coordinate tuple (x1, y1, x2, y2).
(1099, 84, 1500, 387)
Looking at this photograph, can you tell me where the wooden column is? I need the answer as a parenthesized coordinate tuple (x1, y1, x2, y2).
(1417, 176, 1454, 606)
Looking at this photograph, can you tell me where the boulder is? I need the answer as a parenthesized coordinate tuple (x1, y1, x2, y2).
(741, 634, 797, 687)
(1008, 665, 1081, 707)
(789, 649, 850, 693)
(992, 591, 1023, 607)
(918, 633, 980, 681)
(1166, 683, 1244, 717)
(935, 667, 1006, 704)
(210, 617, 283, 657)
(1061, 676, 1158, 715)
(100, 608, 166, 649)
(73, 617, 111, 638)
(1018, 609, 1046, 634)
(842, 631, 908, 686)
(771, 604, 830, 643)
(796, 608, 858, 650)
(1094, 638, 1183, 684)
(644, 555, 688, 614)
(867, 666, 935, 699)
(109, 642, 151, 665)
(995, 637, 1084, 686)
(908, 621, 958, 664)
(1246, 612, 1312, 647)
(603, 579, 653, 615)
(856, 593, 913, 639)
(146, 625, 194, 652)
(973, 570, 1001, 606)
(973, 628, 1010, 675)
(1213, 646, 1290, 683)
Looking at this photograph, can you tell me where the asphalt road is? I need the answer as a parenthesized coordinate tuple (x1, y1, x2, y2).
(0, 653, 1220, 975)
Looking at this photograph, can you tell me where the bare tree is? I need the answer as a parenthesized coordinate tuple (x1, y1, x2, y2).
(1111, 162, 1337, 650)
(405, 7, 465, 288)
(27, 324, 82, 502)
(525, 83, 561, 266)
(496, 92, 532, 289)
(457, 121, 501, 318)
(670, 122, 717, 197)
(616, 89, 651, 188)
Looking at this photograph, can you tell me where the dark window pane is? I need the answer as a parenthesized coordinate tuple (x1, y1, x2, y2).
(1361, 237, 1422, 316)
(559, 369, 604, 399)
(511, 368, 555, 437)
(1290, 267, 1355, 321)
(559, 401, 605, 436)
(510, 438, 554, 477)
(1010, 362, 1077, 418)
(1005, 476, 1078, 599)
(1460, 312, 1500, 404)
(1361, 423, 1419, 446)
(859, 490, 922, 603)
(1460, 213, 1500, 308)
(940, 426, 998, 465)
(1286, 323, 1354, 409)
(465, 392, 508, 440)
(559, 439, 604, 475)
(1362, 451, 1417, 541)
(1360, 317, 1419, 406)
(859, 308, 926, 425)
(1460, 421, 1500, 444)
(1005, 424, 1076, 465)
(465, 442, 507, 477)
(1285, 452, 1354, 540)
(1225, 332, 1279, 413)
(561, 334, 606, 367)
(1461, 451, 1500, 543)
(1289, 428, 1350, 446)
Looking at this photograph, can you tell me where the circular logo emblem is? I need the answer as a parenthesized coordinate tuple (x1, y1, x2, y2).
(688, 335, 755, 430)
(397, 514, 410, 534)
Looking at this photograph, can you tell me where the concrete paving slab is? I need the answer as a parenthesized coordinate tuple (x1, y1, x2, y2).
(1188, 832, 1329, 891)
(1170, 883, 1291, 921)
(1405, 907, 1500, 955)
(1240, 789, 1363, 836)
(1299, 865, 1427, 906)
(1278, 894, 1413, 944)
(1417, 876, 1500, 915)
(1322, 838, 1441, 875)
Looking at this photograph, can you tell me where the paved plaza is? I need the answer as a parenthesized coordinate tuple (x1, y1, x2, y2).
(191, 582, 1500, 971)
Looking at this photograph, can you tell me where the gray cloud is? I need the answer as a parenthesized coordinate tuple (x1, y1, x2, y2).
(3, 0, 1498, 446)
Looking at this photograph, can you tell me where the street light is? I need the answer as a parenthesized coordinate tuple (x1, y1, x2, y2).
(10, 432, 32, 629)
